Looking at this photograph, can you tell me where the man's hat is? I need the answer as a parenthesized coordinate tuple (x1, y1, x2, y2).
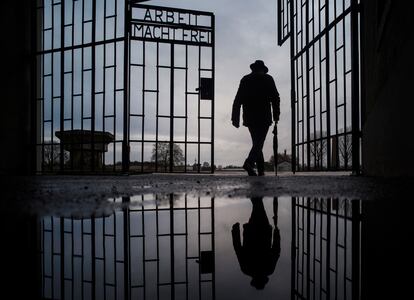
(250, 60, 269, 73)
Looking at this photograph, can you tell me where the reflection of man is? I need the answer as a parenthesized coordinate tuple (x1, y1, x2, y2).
(231, 60, 280, 176)
(231, 197, 281, 289)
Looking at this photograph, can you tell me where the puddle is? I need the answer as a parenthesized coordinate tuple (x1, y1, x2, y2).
(36, 195, 361, 299)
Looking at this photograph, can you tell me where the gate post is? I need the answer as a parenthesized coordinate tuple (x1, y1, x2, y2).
(351, 0, 361, 175)
(169, 44, 175, 173)
(122, 0, 131, 173)
(289, 0, 296, 174)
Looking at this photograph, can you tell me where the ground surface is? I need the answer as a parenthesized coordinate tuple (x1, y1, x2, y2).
(3, 171, 412, 216)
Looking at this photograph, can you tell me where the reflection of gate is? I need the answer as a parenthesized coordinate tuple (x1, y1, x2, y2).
(291, 198, 361, 299)
(34, 0, 214, 174)
(39, 194, 216, 299)
(278, 0, 361, 173)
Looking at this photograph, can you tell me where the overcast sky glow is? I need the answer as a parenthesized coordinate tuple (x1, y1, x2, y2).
(148, 0, 291, 166)
(40, 0, 291, 167)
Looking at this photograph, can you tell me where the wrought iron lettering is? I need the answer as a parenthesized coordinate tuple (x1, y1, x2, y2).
(131, 8, 213, 45)
(132, 24, 211, 44)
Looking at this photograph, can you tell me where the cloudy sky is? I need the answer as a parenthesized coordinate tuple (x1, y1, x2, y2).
(40, 0, 291, 167)
(147, 0, 291, 166)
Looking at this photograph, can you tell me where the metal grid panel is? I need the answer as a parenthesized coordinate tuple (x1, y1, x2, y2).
(34, 1, 215, 174)
(35, 0, 126, 173)
(291, 197, 361, 300)
(278, 0, 361, 173)
(39, 194, 216, 299)
(278, 0, 291, 45)
(128, 4, 215, 173)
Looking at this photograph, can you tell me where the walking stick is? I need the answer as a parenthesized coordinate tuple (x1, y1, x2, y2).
(272, 124, 278, 176)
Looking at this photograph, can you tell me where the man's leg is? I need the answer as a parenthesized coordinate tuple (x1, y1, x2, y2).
(249, 197, 270, 226)
(244, 126, 269, 176)
(257, 152, 265, 176)
(244, 127, 260, 176)
(251, 126, 269, 176)
(247, 127, 262, 163)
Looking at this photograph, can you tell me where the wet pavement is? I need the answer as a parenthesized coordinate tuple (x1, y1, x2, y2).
(3, 173, 411, 216)
(1, 174, 413, 299)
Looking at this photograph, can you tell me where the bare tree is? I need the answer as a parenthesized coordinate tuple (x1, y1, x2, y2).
(338, 135, 352, 167)
(338, 128, 352, 168)
(309, 131, 327, 169)
(151, 142, 184, 171)
(43, 144, 69, 168)
(309, 198, 353, 217)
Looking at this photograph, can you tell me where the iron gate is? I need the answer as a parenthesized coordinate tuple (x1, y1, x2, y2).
(34, 0, 214, 174)
(127, 3, 215, 173)
(278, 0, 361, 173)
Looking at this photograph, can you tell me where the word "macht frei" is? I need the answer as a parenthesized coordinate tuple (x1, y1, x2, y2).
(131, 7, 213, 45)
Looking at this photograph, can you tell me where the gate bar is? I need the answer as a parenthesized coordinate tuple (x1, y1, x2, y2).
(122, 0, 131, 173)
(305, 0, 311, 171)
(290, 0, 296, 173)
(325, 0, 332, 170)
(155, 42, 160, 172)
(211, 15, 216, 173)
(91, 0, 97, 172)
(170, 44, 175, 172)
(351, 0, 361, 174)
(59, 0, 65, 172)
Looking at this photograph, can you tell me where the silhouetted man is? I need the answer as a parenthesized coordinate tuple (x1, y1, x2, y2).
(232, 60, 280, 176)
(231, 197, 281, 290)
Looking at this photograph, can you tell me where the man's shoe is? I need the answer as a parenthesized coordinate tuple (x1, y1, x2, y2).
(243, 161, 257, 176)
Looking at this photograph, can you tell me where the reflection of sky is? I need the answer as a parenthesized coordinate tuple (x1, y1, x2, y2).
(38, 0, 353, 166)
(214, 197, 292, 299)
(40, 196, 293, 299)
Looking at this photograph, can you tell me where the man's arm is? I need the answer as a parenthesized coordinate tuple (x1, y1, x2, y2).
(232, 223, 242, 252)
(269, 77, 280, 123)
(231, 79, 245, 128)
(232, 223, 251, 275)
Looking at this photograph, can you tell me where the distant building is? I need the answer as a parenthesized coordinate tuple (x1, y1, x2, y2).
(277, 161, 292, 172)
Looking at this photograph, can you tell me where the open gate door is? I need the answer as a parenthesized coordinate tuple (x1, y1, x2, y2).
(127, 3, 215, 173)
(277, 0, 361, 173)
(34, 0, 214, 174)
